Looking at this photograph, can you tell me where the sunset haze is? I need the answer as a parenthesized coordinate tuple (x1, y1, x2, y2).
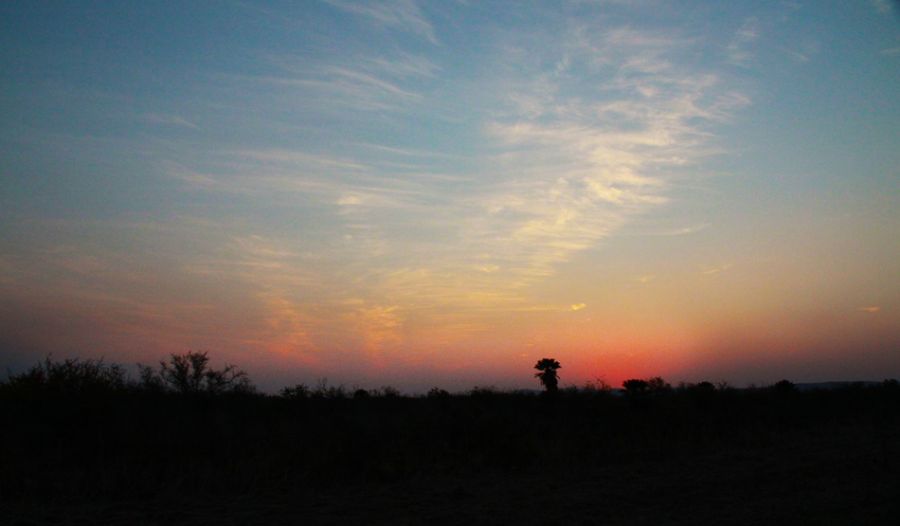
(1, 1, 898, 391)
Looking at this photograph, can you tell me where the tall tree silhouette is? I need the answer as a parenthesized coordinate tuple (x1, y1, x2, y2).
(534, 358, 561, 394)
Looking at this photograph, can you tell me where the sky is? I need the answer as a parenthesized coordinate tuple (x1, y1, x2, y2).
(1, 1, 898, 392)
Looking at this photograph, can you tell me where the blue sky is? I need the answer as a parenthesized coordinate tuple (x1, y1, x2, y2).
(1, 1, 898, 391)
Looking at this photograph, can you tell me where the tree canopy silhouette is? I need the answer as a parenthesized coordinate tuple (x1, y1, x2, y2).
(534, 358, 561, 394)
(139, 351, 253, 394)
(622, 378, 649, 396)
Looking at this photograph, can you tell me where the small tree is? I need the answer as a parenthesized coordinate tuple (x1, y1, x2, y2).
(694, 381, 716, 393)
(646, 376, 671, 395)
(280, 383, 310, 400)
(140, 351, 253, 394)
(427, 387, 450, 399)
(773, 379, 796, 397)
(622, 379, 649, 397)
(534, 358, 561, 394)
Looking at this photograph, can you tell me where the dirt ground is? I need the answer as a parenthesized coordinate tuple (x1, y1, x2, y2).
(9, 431, 899, 525)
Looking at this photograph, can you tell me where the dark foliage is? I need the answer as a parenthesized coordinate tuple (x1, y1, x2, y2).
(427, 387, 451, 399)
(4, 356, 128, 396)
(534, 358, 561, 394)
(773, 379, 796, 396)
(139, 351, 253, 394)
(3, 358, 900, 524)
(280, 383, 310, 400)
(622, 378, 649, 396)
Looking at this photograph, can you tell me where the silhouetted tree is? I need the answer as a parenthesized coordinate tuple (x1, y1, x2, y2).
(534, 358, 561, 394)
(694, 381, 716, 393)
(470, 385, 498, 398)
(647, 376, 672, 395)
(622, 378, 649, 397)
(311, 378, 346, 399)
(773, 379, 796, 396)
(379, 386, 401, 398)
(427, 387, 450, 399)
(140, 351, 253, 394)
(280, 383, 310, 400)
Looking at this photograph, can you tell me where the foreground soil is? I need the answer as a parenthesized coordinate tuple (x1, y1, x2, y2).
(4, 388, 899, 525)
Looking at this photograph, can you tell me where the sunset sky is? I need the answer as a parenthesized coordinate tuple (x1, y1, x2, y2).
(1, 1, 898, 391)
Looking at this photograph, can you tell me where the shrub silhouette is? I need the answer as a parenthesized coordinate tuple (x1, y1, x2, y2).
(622, 378, 649, 396)
(534, 358, 561, 394)
(6, 356, 127, 395)
(311, 378, 347, 399)
(773, 379, 796, 396)
(379, 386, 401, 398)
(140, 351, 253, 394)
(646, 376, 672, 395)
(427, 387, 450, 399)
(281, 383, 310, 399)
(694, 381, 716, 393)
(583, 378, 612, 393)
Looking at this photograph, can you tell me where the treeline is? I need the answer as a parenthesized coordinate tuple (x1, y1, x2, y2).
(3, 353, 899, 516)
(7, 351, 895, 399)
(2, 352, 253, 397)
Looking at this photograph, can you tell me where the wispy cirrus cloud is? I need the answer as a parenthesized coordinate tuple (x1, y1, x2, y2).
(236, 51, 438, 112)
(140, 113, 199, 129)
(4, 1, 898, 389)
(726, 17, 759, 66)
(700, 263, 733, 275)
(462, 23, 747, 291)
(161, 15, 749, 354)
(325, 0, 438, 44)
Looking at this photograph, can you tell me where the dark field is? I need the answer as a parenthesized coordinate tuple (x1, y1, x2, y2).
(3, 362, 899, 525)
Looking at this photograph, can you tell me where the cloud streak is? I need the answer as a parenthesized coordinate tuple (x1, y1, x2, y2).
(325, 0, 438, 44)
(726, 17, 759, 66)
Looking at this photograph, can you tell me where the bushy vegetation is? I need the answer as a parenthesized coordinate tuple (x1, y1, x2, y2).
(138, 351, 253, 394)
(4, 356, 128, 396)
(3, 355, 899, 524)
(3, 351, 252, 397)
